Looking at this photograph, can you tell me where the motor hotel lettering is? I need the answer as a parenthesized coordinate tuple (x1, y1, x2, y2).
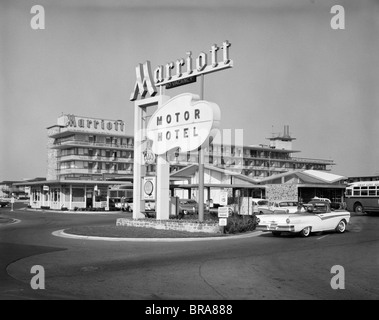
(130, 40, 233, 101)
(146, 93, 221, 155)
(64, 114, 125, 133)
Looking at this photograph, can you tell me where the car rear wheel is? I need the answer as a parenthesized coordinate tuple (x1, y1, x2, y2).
(336, 220, 346, 233)
(300, 226, 311, 237)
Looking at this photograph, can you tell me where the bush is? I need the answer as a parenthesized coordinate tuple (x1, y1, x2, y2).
(224, 214, 257, 234)
(208, 210, 218, 219)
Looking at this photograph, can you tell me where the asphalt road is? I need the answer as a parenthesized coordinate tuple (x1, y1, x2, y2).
(1, 203, 378, 300)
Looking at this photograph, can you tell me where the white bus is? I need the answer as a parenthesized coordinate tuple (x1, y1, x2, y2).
(345, 181, 379, 213)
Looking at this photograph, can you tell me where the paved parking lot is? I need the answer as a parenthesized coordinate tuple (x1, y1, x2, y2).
(1, 204, 378, 300)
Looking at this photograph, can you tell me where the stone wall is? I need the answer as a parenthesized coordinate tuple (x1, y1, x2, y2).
(265, 184, 298, 201)
(116, 218, 221, 234)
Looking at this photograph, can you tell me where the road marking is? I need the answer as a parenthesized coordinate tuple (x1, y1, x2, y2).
(317, 235, 328, 240)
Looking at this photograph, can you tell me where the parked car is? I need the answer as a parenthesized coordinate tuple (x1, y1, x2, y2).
(109, 197, 134, 212)
(178, 199, 206, 215)
(251, 199, 269, 214)
(311, 197, 342, 210)
(123, 199, 156, 213)
(256, 200, 351, 237)
(0, 199, 10, 208)
(257, 200, 299, 214)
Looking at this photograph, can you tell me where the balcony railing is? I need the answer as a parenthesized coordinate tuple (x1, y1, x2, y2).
(57, 168, 133, 175)
(53, 139, 134, 150)
(291, 157, 334, 164)
(57, 154, 133, 163)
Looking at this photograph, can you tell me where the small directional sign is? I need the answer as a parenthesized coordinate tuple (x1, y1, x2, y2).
(218, 207, 229, 218)
(219, 218, 227, 226)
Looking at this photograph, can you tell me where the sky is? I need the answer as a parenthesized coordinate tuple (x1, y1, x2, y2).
(1, 0, 378, 181)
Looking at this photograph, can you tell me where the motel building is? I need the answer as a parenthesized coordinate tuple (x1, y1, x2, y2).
(15, 114, 134, 210)
(14, 115, 346, 211)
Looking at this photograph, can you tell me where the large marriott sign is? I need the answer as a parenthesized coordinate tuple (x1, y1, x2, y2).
(130, 40, 233, 101)
(131, 40, 233, 221)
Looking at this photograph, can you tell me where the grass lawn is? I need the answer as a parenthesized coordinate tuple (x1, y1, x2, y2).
(65, 225, 226, 238)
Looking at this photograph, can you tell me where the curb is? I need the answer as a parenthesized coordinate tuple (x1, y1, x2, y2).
(0, 218, 21, 226)
(25, 208, 127, 215)
(52, 229, 262, 242)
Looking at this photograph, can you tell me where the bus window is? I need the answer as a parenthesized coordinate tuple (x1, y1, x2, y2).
(361, 186, 368, 196)
(346, 189, 352, 196)
(369, 186, 376, 196)
(353, 187, 360, 196)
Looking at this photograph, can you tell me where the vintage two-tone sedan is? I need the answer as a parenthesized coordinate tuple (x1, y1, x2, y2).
(256, 200, 351, 237)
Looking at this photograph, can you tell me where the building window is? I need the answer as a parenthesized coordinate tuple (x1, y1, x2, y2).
(63, 188, 70, 202)
(32, 189, 41, 201)
(72, 188, 84, 202)
(52, 188, 60, 202)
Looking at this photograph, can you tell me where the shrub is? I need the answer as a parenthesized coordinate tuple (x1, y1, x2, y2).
(224, 214, 257, 234)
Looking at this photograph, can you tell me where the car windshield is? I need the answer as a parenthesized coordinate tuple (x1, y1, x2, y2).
(313, 204, 328, 213)
(278, 201, 298, 207)
(258, 200, 268, 205)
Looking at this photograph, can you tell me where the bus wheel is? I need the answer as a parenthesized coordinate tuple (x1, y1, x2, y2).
(354, 203, 364, 214)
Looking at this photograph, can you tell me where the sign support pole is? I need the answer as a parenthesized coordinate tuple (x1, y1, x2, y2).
(133, 95, 170, 220)
(155, 95, 170, 220)
(198, 74, 205, 222)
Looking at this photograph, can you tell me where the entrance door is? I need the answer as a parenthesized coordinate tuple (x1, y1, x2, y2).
(50, 188, 61, 210)
(86, 191, 93, 209)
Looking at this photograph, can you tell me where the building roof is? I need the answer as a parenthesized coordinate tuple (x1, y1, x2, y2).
(258, 169, 347, 185)
(299, 170, 347, 183)
(170, 165, 347, 186)
(170, 164, 261, 184)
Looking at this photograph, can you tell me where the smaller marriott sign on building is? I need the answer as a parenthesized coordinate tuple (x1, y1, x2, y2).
(57, 114, 125, 135)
